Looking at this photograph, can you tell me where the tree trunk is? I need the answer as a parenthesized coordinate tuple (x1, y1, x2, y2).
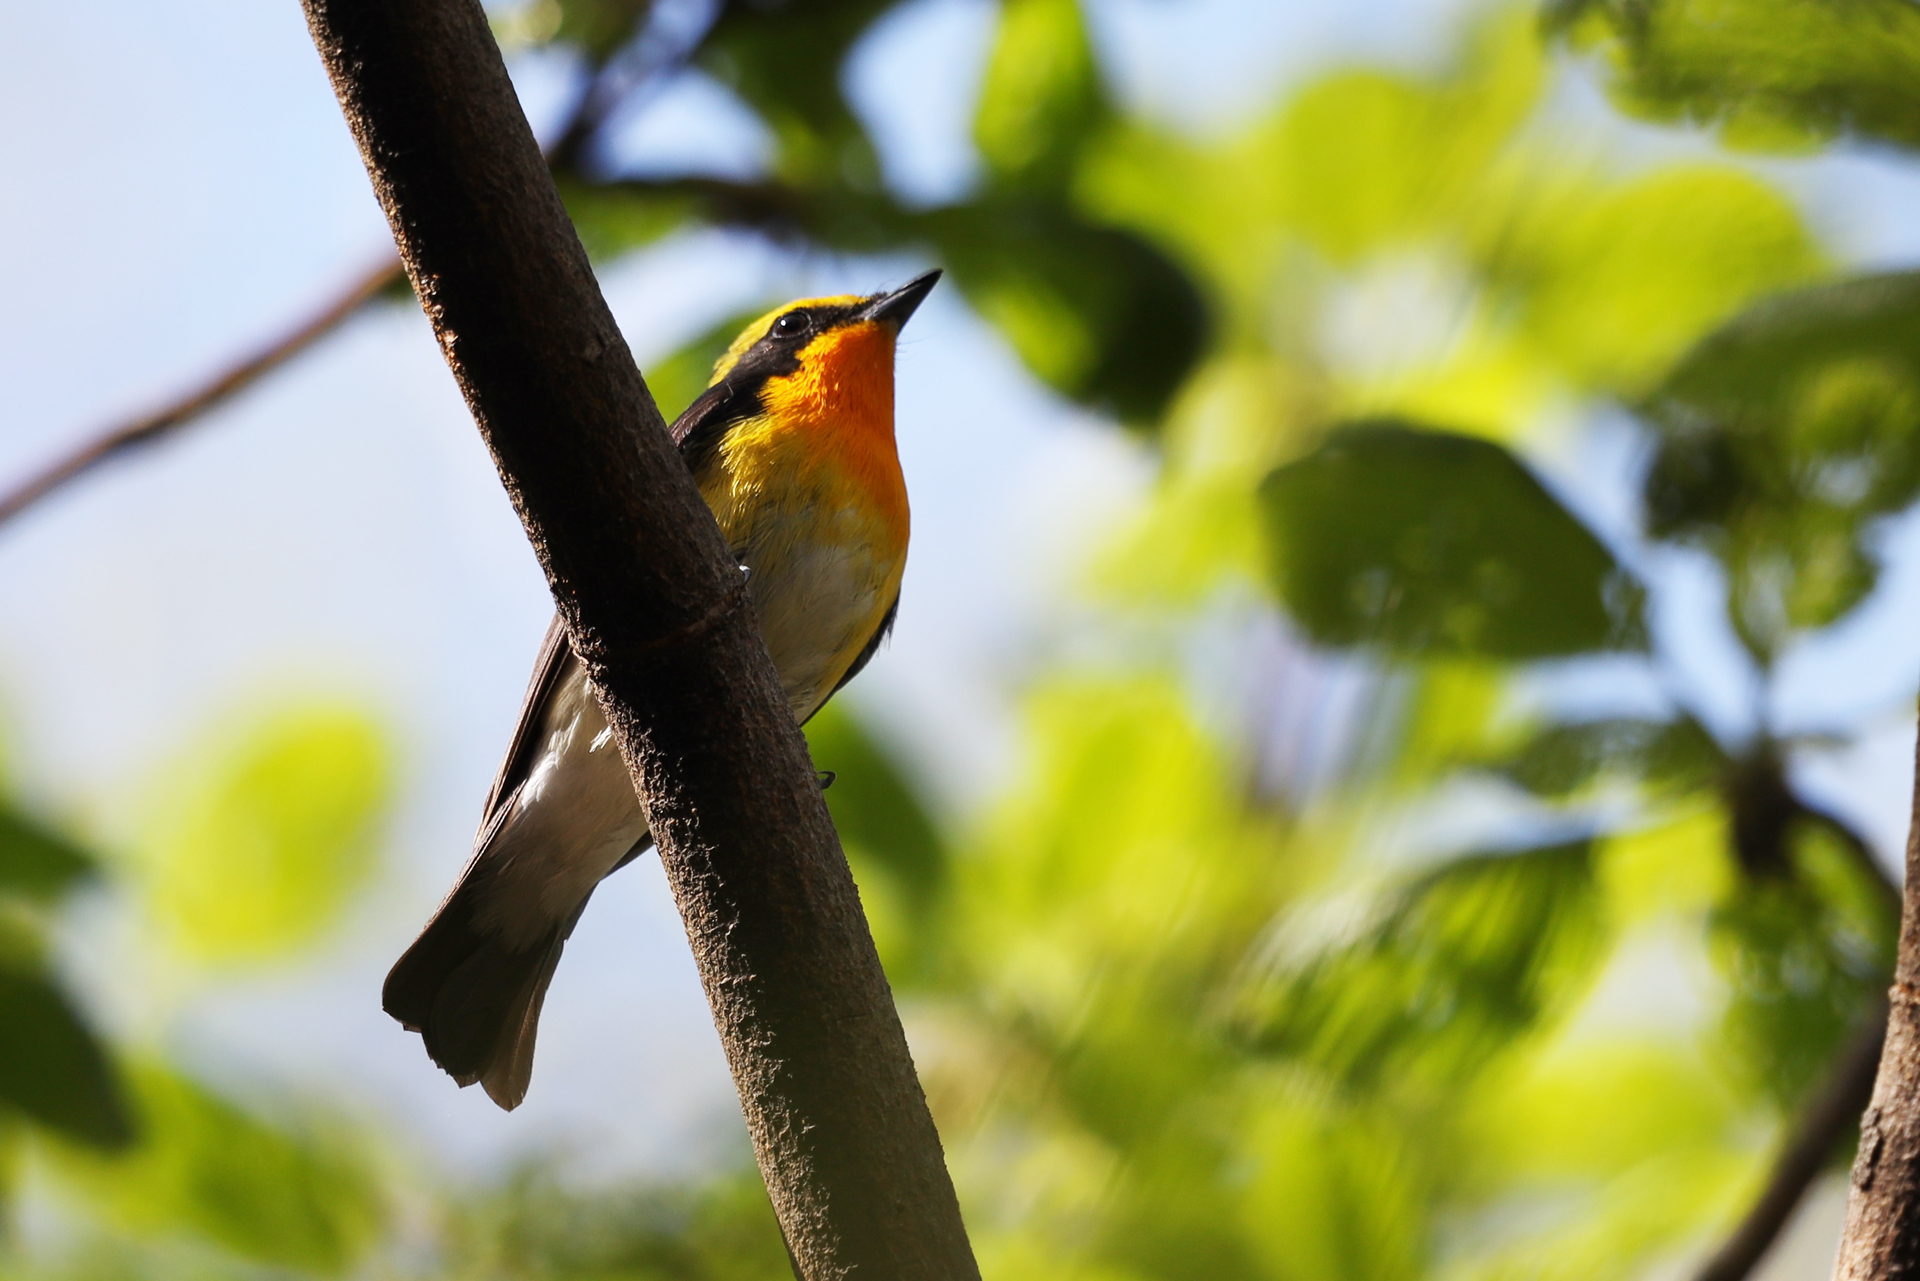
(296, 1, 979, 1275)
(1834, 711, 1920, 1280)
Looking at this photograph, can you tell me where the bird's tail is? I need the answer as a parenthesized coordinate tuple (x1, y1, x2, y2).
(382, 874, 589, 1111)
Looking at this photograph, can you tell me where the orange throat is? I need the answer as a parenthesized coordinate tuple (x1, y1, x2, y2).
(754, 319, 910, 542)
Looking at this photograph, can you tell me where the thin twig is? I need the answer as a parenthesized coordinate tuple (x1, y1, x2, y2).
(1694, 999, 1889, 1281)
(0, 257, 403, 529)
(0, 13, 713, 535)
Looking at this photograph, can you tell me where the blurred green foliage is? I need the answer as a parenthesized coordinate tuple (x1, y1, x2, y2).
(8, 0, 1920, 1276)
(1259, 422, 1644, 658)
(1548, 0, 1920, 150)
(0, 808, 129, 1152)
(142, 707, 390, 963)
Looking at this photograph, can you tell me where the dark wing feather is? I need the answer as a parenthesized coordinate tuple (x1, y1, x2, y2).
(479, 614, 579, 827)
(473, 375, 757, 831)
(670, 374, 766, 479)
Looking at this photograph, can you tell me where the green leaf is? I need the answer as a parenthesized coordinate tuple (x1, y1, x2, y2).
(0, 963, 131, 1150)
(697, 0, 904, 186)
(974, 0, 1107, 187)
(1266, 13, 1545, 266)
(144, 707, 391, 963)
(56, 1066, 384, 1274)
(465, 1169, 790, 1280)
(1237, 1077, 1428, 1281)
(0, 804, 94, 903)
(1488, 164, 1822, 394)
(1644, 272, 1920, 655)
(559, 178, 696, 263)
(956, 677, 1281, 1028)
(804, 702, 944, 910)
(805, 701, 948, 983)
(1712, 812, 1897, 1109)
(925, 200, 1208, 425)
(1496, 715, 1725, 797)
(1244, 842, 1608, 1090)
(553, 0, 652, 60)
(1258, 421, 1645, 658)
(492, 0, 647, 59)
(1550, 0, 1920, 152)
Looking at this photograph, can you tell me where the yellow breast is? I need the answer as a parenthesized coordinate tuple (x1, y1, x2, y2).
(694, 319, 909, 718)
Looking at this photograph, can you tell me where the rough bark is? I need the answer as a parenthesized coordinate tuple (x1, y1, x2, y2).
(1835, 713, 1920, 1281)
(296, 1, 977, 1276)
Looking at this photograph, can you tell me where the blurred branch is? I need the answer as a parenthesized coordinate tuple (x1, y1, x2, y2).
(298, 0, 976, 1277)
(1834, 709, 1920, 1279)
(1694, 998, 1888, 1281)
(0, 20, 710, 535)
(0, 257, 401, 528)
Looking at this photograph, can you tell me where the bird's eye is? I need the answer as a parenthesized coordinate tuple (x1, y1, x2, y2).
(771, 310, 811, 339)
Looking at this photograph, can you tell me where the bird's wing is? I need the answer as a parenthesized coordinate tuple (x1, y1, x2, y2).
(478, 614, 580, 831)
(668, 374, 763, 477)
(476, 379, 760, 834)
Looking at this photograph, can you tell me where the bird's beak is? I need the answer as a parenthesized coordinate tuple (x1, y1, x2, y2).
(860, 269, 941, 330)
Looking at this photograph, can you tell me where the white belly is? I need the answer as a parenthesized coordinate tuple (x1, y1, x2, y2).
(474, 508, 899, 949)
(737, 499, 896, 722)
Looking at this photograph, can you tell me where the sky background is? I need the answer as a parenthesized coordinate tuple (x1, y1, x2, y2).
(5, 4, 1920, 1274)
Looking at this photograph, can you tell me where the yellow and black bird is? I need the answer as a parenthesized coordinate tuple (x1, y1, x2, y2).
(383, 270, 940, 1110)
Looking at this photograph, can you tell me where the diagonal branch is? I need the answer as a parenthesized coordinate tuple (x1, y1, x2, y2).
(297, 0, 978, 1276)
(0, 27, 706, 535)
(0, 258, 402, 528)
(1693, 998, 1888, 1281)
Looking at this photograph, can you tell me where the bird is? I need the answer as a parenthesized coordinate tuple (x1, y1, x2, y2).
(382, 270, 940, 1110)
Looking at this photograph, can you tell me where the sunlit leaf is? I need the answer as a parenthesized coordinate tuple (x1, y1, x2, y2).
(1488, 165, 1821, 393)
(1644, 272, 1920, 655)
(0, 804, 94, 903)
(1258, 421, 1645, 658)
(1237, 1076, 1427, 1281)
(1245, 842, 1607, 1089)
(144, 707, 391, 963)
(956, 678, 1283, 1031)
(926, 200, 1208, 425)
(1550, 0, 1920, 151)
(974, 0, 1106, 186)
(55, 1066, 384, 1274)
(1267, 13, 1545, 265)
(0, 963, 131, 1150)
(1598, 805, 1736, 923)
(1463, 1041, 1742, 1185)
(1712, 814, 1897, 1109)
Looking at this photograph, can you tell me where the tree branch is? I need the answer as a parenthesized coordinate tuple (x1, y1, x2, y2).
(1693, 998, 1888, 1281)
(0, 25, 705, 536)
(1835, 708, 1920, 1279)
(0, 257, 401, 528)
(297, 0, 977, 1276)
